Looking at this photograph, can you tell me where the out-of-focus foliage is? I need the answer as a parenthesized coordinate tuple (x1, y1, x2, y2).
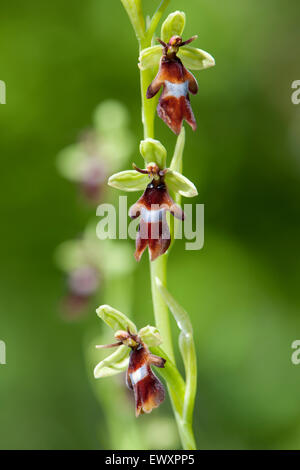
(0, 0, 300, 450)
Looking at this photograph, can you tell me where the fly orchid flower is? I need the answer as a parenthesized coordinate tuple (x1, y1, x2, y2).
(147, 35, 199, 135)
(139, 11, 215, 135)
(56, 101, 134, 204)
(129, 162, 184, 261)
(55, 226, 135, 319)
(94, 305, 166, 417)
(108, 138, 198, 261)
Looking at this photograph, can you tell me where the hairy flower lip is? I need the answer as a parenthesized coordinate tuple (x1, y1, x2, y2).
(129, 173, 184, 262)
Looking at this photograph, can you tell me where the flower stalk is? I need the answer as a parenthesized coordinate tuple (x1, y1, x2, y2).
(97, 0, 215, 450)
(124, 0, 195, 448)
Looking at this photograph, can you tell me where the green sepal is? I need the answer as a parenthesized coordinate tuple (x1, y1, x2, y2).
(161, 11, 186, 43)
(108, 170, 149, 191)
(138, 45, 161, 71)
(139, 325, 163, 347)
(140, 138, 167, 168)
(94, 345, 130, 378)
(96, 304, 137, 334)
(165, 169, 198, 198)
(178, 46, 215, 71)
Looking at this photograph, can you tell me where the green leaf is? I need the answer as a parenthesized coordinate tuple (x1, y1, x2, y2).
(178, 46, 215, 71)
(108, 170, 149, 191)
(165, 169, 198, 198)
(94, 345, 130, 378)
(96, 304, 137, 333)
(155, 279, 197, 425)
(140, 138, 167, 168)
(120, 0, 145, 40)
(155, 278, 193, 336)
(161, 11, 186, 43)
(150, 346, 186, 416)
(138, 45, 161, 71)
(139, 325, 162, 347)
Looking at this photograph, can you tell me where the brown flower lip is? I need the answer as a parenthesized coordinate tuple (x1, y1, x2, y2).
(146, 36, 199, 135)
(120, 331, 166, 417)
(97, 330, 166, 417)
(129, 165, 184, 262)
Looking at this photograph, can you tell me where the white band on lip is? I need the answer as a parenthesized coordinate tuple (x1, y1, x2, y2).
(164, 80, 189, 98)
(130, 364, 148, 385)
(141, 207, 163, 223)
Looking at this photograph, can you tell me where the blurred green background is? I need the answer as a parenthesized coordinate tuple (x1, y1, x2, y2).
(1, 0, 300, 450)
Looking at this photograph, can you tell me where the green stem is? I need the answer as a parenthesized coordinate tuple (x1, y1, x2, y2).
(150, 256, 175, 362)
(124, 0, 197, 450)
(146, 0, 171, 43)
(139, 63, 156, 139)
